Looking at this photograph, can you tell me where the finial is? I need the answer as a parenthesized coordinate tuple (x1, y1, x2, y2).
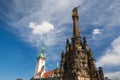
(56, 61, 59, 68)
(72, 5, 80, 12)
(41, 43, 45, 53)
(66, 39, 70, 45)
(42, 43, 45, 49)
(67, 39, 69, 43)
(83, 36, 87, 44)
(61, 51, 65, 58)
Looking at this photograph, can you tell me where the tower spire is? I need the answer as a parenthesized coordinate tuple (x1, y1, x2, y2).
(38, 44, 46, 59)
(56, 61, 59, 69)
(72, 6, 80, 38)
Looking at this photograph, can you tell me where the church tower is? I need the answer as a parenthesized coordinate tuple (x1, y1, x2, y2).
(34, 44, 46, 79)
(60, 7, 98, 80)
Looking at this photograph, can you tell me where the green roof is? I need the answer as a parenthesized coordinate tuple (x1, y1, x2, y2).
(38, 44, 46, 59)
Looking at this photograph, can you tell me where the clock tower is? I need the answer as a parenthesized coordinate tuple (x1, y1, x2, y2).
(34, 44, 46, 79)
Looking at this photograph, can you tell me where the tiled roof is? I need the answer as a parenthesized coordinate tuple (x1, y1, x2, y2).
(42, 70, 54, 78)
(42, 68, 60, 78)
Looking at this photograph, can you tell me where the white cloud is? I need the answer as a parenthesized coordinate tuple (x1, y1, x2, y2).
(92, 28, 102, 39)
(92, 28, 102, 35)
(26, 21, 56, 47)
(106, 0, 120, 27)
(96, 36, 120, 67)
(29, 21, 54, 35)
(105, 71, 120, 79)
(23, 21, 66, 48)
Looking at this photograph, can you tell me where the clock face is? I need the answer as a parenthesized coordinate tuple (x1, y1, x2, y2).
(40, 60, 44, 64)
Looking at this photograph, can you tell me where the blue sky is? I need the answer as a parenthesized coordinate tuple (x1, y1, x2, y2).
(0, 0, 120, 80)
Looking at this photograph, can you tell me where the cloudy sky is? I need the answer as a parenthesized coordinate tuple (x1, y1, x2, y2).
(0, 0, 120, 80)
